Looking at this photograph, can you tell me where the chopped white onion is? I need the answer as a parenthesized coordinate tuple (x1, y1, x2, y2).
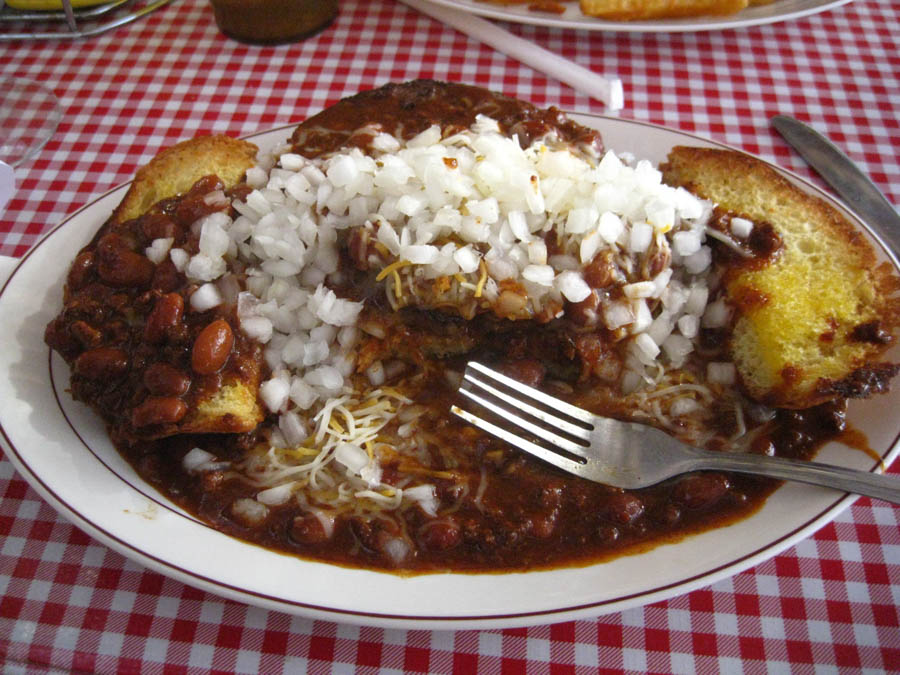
(257, 483, 295, 506)
(629, 222, 653, 253)
(702, 298, 731, 329)
(260, 376, 290, 412)
(231, 498, 268, 525)
(623, 281, 656, 299)
(731, 216, 754, 238)
(190, 283, 223, 312)
(554, 270, 591, 303)
(145, 237, 174, 264)
(673, 230, 702, 257)
(522, 264, 555, 286)
(604, 301, 634, 329)
(182, 447, 216, 474)
(335, 442, 368, 473)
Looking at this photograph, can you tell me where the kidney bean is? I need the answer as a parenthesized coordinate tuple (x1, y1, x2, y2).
(131, 396, 188, 427)
(643, 243, 671, 278)
(672, 473, 730, 510)
(418, 518, 461, 551)
(172, 176, 225, 225)
(74, 347, 130, 379)
(529, 511, 558, 539)
(96, 234, 155, 288)
(67, 251, 95, 290)
(140, 213, 178, 242)
(346, 227, 372, 270)
(751, 436, 776, 456)
(583, 250, 616, 288)
(44, 318, 80, 358)
(144, 293, 184, 344)
(191, 319, 234, 374)
(292, 514, 330, 545)
(151, 260, 182, 293)
(350, 515, 402, 556)
(143, 362, 191, 396)
(598, 492, 645, 526)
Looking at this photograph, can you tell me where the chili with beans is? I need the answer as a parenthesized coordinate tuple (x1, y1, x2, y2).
(44, 80, 870, 572)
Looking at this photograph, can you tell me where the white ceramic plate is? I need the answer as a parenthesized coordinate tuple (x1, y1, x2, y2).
(1, 116, 897, 630)
(419, 0, 852, 32)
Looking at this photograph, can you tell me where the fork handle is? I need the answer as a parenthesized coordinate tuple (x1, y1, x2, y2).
(691, 450, 900, 504)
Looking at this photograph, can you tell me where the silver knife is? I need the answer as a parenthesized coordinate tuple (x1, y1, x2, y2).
(771, 115, 900, 260)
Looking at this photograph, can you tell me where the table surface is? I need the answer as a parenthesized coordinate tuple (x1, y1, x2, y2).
(1, 0, 898, 670)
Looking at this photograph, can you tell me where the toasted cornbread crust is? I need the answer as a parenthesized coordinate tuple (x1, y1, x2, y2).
(46, 135, 264, 441)
(112, 135, 258, 226)
(180, 382, 264, 435)
(661, 146, 900, 408)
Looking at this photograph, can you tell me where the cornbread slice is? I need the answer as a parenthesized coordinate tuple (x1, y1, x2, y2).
(661, 146, 900, 408)
(579, 0, 747, 20)
(179, 381, 264, 436)
(120, 136, 264, 437)
(47, 135, 264, 441)
(112, 135, 258, 226)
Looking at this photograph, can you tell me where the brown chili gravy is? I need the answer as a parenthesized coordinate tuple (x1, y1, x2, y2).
(120, 371, 851, 572)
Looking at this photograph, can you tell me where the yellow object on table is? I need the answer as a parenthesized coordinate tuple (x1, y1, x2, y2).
(579, 0, 749, 20)
(4, 0, 111, 9)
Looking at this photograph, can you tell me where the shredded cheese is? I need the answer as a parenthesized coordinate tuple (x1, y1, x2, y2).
(474, 259, 488, 298)
(376, 259, 413, 282)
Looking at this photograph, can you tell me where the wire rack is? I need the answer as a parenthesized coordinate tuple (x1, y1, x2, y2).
(0, 0, 173, 40)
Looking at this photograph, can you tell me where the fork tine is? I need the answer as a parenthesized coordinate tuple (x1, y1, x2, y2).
(467, 361, 595, 425)
(450, 405, 587, 476)
(458, 382, 591, 458)
(462, 369, 591, 441)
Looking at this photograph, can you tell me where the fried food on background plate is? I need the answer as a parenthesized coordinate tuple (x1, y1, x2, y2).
(579, 0, 747, 20)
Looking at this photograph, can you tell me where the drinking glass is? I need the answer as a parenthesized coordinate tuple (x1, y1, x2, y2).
(0, 76, 62, 167)
(0, 76, 62, 211)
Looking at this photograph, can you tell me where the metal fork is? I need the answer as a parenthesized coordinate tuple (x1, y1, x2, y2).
(451, 362, 900, 504)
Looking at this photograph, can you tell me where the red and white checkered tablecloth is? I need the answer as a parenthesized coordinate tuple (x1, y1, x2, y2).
(1, 0, 898, 670)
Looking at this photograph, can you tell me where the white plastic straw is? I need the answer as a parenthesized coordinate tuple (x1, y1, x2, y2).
(400, 0, 624, 111)
(0, 161, 14, 216)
